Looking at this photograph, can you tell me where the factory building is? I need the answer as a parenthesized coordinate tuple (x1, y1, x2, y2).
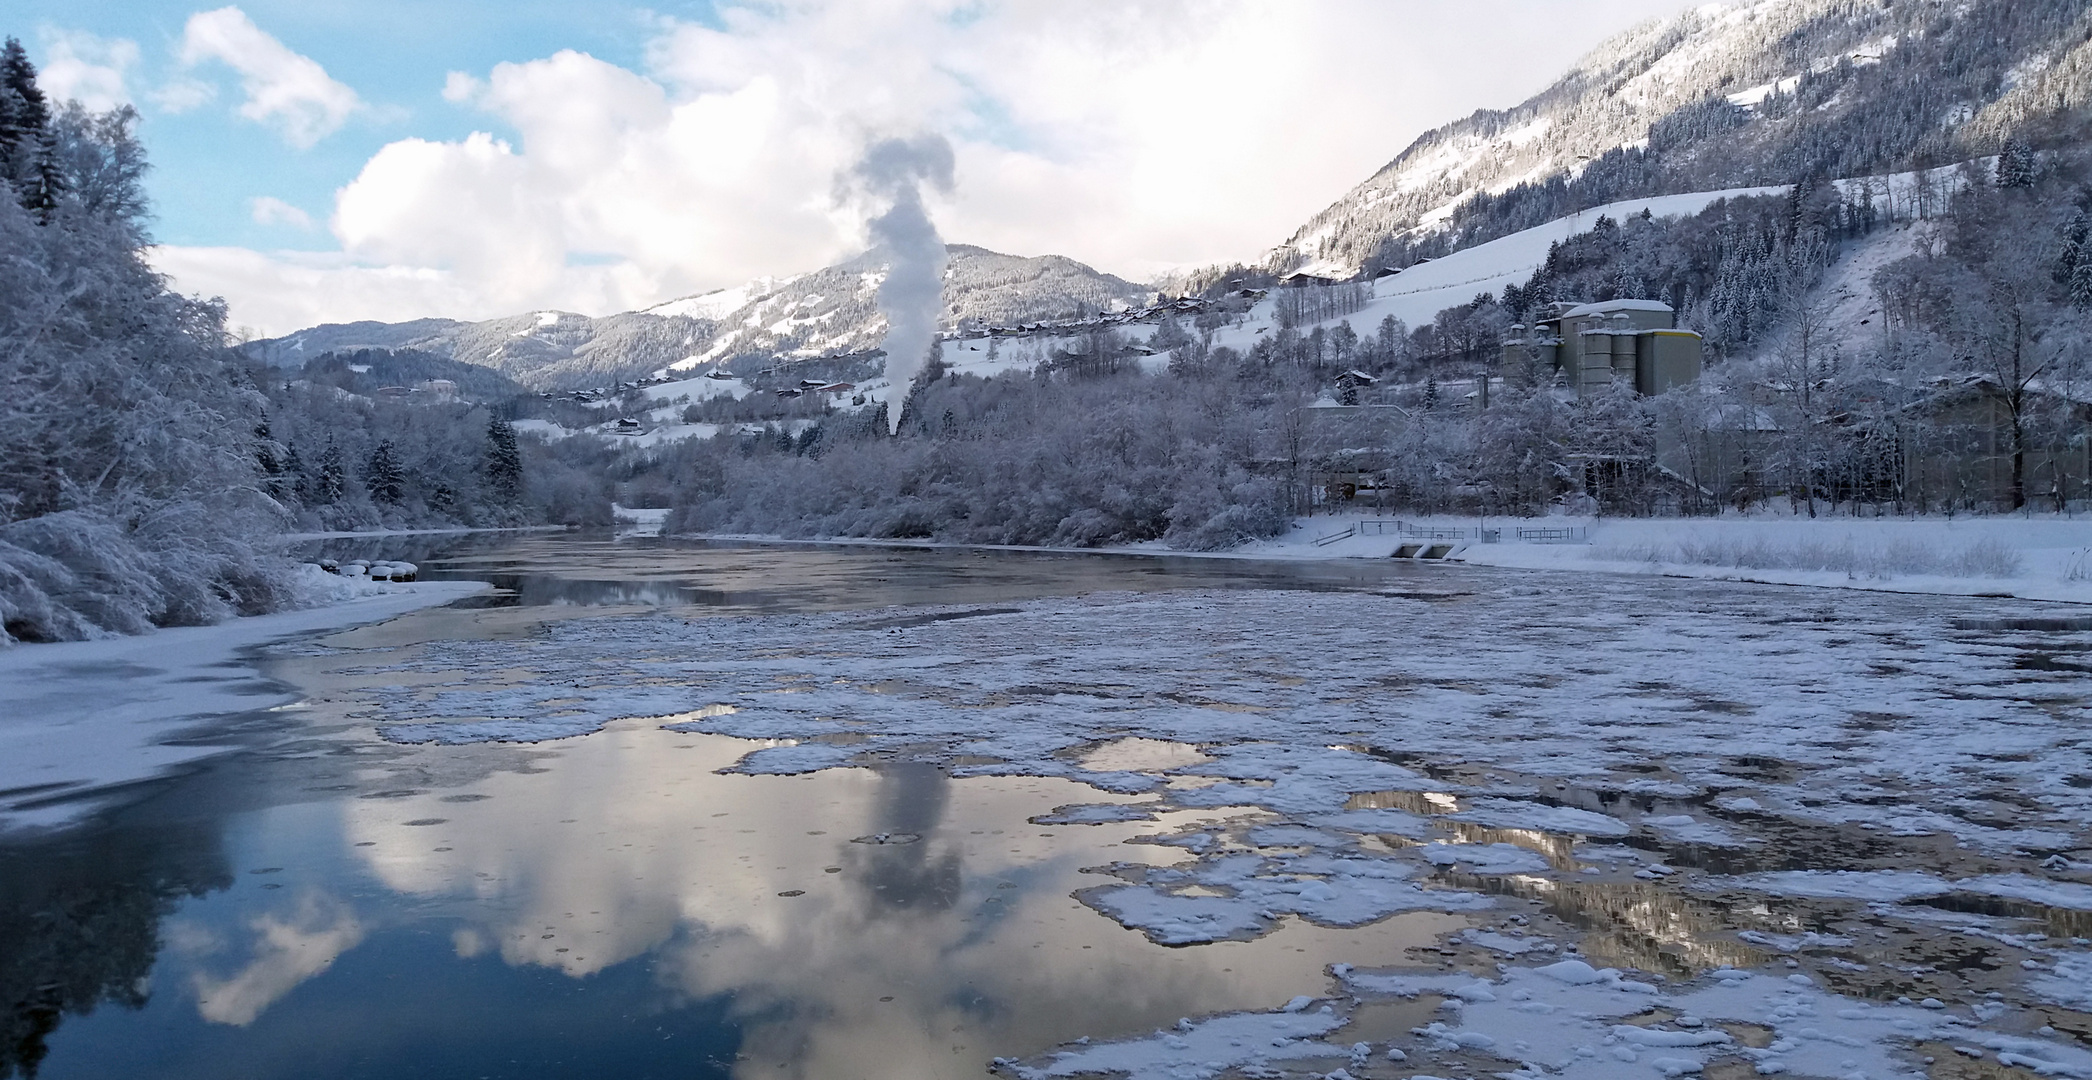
(1501, 299, 1703, 398)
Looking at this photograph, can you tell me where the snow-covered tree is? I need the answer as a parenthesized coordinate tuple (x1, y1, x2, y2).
(0, 78, 292, 640)
(365, 440, 405, 505)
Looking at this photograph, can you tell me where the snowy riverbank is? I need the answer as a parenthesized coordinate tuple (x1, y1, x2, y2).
(279, 525, 571, 542)
(0, 575, 487, 832)
(1233, 512, 2092, 603)
(681, 513, 2092, 604)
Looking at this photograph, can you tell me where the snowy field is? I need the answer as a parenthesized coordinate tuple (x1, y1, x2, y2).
(0, 573, 486, 831)
(324, 568, 2092, 1078)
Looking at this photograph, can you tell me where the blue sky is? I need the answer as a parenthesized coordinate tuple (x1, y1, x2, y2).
(12, 1, 1700, 335)
(20, 0, 719, 249)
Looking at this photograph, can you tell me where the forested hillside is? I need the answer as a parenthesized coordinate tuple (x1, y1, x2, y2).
(1273, 0, 2092, 278)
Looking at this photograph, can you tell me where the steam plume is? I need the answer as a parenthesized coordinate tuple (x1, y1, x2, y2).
(845, 135, 955, 435)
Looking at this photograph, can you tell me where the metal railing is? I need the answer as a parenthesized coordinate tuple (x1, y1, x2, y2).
(1316, 520, 1586, 546)
(1315, 520, 1503, 545)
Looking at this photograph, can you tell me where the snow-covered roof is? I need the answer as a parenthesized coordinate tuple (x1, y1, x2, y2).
(1559, 299, 1672, 318)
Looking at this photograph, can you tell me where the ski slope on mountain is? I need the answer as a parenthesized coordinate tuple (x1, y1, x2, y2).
(1364, 187, 1781, 323)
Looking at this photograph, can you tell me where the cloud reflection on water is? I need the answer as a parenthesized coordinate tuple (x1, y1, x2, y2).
(329, 720, 1446, 1078)
(189, 892, 365, 1026)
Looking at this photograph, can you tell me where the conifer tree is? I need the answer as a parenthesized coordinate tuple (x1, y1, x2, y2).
(254, 417, 286, 499)
(0, 37, 59, 219)
(1998, 140, 2037, 189)
(365, 440, 405, 504)
(285, 444, 311, 504)
(2056, 208, 2092, 307)
(313, 442, 346, 504)
(484, 416, 522, 503)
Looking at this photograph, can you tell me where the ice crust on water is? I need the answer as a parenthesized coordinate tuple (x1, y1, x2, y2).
(1457, 928, 1549, 955)
(1302, 807, 1434, 837)
(1717, 869, 2092, 909)
(1029, 802, 1158, 826)
(345, 585, 2092, 859)
(1020, 959, 2092, 1080)
(1643, 813, 1753, 847)
(1339, 963, 2092, 1080)
(1082, 849, 1493, 945)
(734, 741, 863, 774)
(332, 585, 2092, 1072)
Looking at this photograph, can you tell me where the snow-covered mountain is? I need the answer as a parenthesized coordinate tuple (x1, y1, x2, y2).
(642, 243, 1150, 373)
(1273, 0, 2092, 278)
(246, 245, 1149, 391)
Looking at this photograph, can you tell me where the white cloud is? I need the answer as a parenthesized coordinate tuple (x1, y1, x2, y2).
(37, 28, 139, 112)
(177, 6, 361, 147)
(152, 76, 219, 113)
(157, 0, 1700, 335)
(440, 70, 482, 104)
(249, 196, 314, 230)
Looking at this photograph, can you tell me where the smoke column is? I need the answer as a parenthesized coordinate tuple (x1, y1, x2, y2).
(845, 135, 955, 435)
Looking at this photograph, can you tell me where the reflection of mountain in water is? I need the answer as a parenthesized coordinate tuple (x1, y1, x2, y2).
(1456, 873, 1768, 977)
(0, 823, 230, 1078)
(487, 577, 708, 609)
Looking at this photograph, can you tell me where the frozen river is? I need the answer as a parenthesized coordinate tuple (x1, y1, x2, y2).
(9, 534, 2092, 1079)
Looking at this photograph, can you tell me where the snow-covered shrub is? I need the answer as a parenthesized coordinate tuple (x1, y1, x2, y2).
(1165, 468, 1289, 551)
(1944, 538, 2022, 579)
(0, 512, 180, 639)
(0, 538, 99, 643)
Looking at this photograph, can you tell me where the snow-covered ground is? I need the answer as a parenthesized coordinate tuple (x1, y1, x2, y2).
(0, 571, 486, 832)
(1255, 511, 2092, 603)
(635, 373, 754, 407)
(1809, 216, 1934, 359)
(329, 567, 2092, 1078)
(514, 372, 823, 445)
